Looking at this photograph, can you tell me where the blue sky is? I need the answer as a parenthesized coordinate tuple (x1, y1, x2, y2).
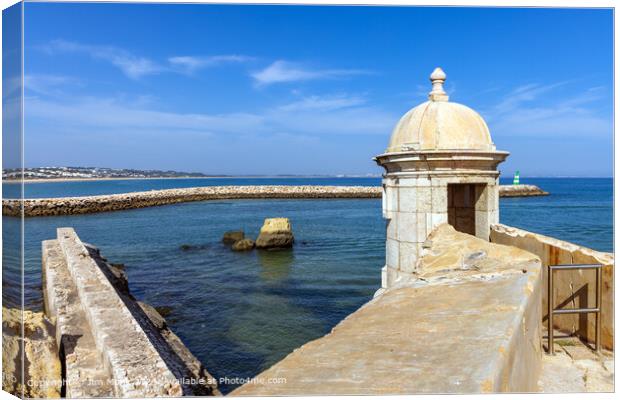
(3, 2, 21, 170)
(19, 4, 613, 176)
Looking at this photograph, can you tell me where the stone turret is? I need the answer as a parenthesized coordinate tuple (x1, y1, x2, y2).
(374, 68, 509, 288)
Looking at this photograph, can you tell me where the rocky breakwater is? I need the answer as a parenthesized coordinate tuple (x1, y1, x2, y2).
(499, 184, 548, 197)
(3, 184, 549, 217)
(3, 185, 381, 217)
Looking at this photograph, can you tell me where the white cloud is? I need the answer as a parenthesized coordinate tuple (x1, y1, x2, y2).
(3, 76, 22, 98)
(269, 93, 393, 135)
(44, 39, 161, 79)
(482, 82, 611, 138)
(24, 74, 81, 95)
(2, 95, 21, 123)
(251, 60, 370, 86)
(25, 92, 394, 139)
(26, 96, 264, 135)
(42, 40, 253, 79)
(278, 94, 367, 111)
(3, 76, 23, 122)
(168, 55, 252, 74)
(492, 81, 569, 114)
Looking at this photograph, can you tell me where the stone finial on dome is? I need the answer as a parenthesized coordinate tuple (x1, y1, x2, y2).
(428, 67, 449, 102)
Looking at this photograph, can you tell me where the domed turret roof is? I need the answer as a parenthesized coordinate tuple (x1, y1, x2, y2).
(386, 68, 496, 153)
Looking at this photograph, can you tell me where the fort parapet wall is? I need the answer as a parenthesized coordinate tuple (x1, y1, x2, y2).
(490, 224, 614, 350)
(42, 228, 219, 397)
(233, 224, 543, 395)
(3, 184, 547, 217)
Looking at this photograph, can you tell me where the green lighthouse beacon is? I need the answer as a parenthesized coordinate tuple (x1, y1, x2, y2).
(513, 170, 520, 185)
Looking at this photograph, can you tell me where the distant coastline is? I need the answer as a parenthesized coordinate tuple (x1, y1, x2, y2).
(4, 176, 227, 184)
(2, 166, 227, 182)
(1, 166, 609, 183)
(3, 175, 611, 184)
(3, 175, 382, 184)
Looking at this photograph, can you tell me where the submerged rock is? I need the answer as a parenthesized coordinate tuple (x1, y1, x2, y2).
(86, 243, 130, 295)
(2, 307, 61, 398)
(155, 306, 173, 318)
(138, 301, 168, 330)
(256, 218, 294, 249)
(180, 244, 210, 251)
(135, 302, 219, 395)
(222, 230, 244, 244)
(232, 239, 255, 251)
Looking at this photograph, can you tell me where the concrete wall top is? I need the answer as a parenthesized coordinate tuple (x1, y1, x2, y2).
(55, 228, 188, 396)
(43, 228, 220, 397)
(233, 224, 543, 395)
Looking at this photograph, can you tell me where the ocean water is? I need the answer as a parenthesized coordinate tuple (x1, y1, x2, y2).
(3, 177, 380, 199)
(1, 177, 613, 393)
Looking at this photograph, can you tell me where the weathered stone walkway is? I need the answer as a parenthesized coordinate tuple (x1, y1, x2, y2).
(539, 331, 614, 393)
(233, 225, 543, 395)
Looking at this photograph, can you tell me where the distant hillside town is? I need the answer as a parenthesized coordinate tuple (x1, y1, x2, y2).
(2, 167, 214, 180)
(2, 167, 382, 181)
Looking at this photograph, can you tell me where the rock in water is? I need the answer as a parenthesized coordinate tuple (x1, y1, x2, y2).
(222, 230, 244, 244)
(256, 218, 294, 249)
(232, 239, 255, 251)
(499, 184, 548, 197)
(138, 301, 168, 330)
(2, 307, 61, 398)
(155, 305, 173, 318)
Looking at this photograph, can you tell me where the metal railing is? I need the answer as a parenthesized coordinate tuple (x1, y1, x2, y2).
(547, 263, 602, 355)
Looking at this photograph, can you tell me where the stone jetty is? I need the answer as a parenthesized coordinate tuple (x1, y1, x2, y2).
(41, 228, 220, 397)
(2, 184, 546, 217)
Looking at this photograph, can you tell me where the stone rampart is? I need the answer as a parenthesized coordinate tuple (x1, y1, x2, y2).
(3, 184, 547, 217)
(43, 227, 219, 397)
(233, 224, 543, 395)
(490, 224, 614, 350)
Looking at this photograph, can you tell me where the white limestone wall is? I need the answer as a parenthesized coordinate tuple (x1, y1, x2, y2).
(382, 174, 499, 288)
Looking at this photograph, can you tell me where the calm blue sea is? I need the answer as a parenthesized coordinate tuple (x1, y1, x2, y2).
(3, 177, 380, 199)
(1, 177, 613, 393)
